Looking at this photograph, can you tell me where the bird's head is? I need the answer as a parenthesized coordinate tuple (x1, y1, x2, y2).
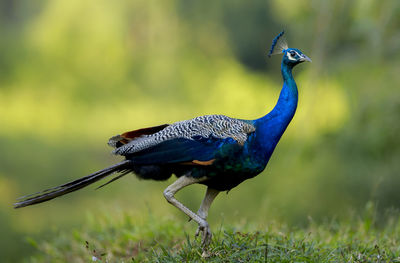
(282, 48, 311, 66)
(268, 31, 311, 68)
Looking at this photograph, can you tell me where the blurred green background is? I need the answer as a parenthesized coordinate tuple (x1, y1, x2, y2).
(1, 0, 400, 261)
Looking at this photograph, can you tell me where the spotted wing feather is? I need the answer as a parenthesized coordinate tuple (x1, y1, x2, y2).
(111, 115, 255, 156)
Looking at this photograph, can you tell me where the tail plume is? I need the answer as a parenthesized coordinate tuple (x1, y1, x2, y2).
(14, 160, 132, 209)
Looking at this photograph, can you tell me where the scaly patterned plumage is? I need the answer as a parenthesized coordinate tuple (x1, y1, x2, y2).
(14, 32, 311, 248)
(109, 115, 255, 155)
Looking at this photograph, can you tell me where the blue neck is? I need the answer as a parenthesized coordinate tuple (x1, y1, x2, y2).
(256, 61, 298, 137)
(273, 62, 298, 118)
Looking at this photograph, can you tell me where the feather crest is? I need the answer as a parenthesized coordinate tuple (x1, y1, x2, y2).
(268, 31, 288, 57)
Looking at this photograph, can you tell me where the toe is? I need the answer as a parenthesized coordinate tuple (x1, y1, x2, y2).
(201, 228, 212, 247)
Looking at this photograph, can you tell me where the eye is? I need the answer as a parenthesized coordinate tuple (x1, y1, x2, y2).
(289, 51, 296, 57)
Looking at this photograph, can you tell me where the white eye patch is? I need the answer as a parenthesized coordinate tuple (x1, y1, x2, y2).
(287, 51, 299, 61)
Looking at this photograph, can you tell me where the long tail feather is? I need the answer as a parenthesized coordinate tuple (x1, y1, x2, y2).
(14, 160, 132, 208)
(95, 170, 131, 190)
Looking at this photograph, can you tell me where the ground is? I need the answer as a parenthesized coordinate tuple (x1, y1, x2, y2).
(24, 205, 400, 263)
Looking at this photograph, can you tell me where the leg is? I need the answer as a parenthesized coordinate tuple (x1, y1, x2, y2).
(195, 187, 219, 237)
(163, 176, 213, 246)
(197, 187, 219, 219)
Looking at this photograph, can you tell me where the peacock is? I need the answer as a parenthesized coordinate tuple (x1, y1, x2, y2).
(14, 32, 311, 247)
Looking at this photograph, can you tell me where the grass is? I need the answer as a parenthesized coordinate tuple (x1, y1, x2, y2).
(25, 205, 400, 262)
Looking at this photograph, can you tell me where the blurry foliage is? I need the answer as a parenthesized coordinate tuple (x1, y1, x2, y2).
(0, 0, 400, 261)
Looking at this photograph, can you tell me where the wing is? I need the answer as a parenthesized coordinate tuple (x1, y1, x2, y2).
(109, 115, 255, 164)
(108, 124, 169, 148)
(129, 136, 240, 165)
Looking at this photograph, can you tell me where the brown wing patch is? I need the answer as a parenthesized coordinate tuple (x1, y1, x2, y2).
(121, 124, 169, 140)
(108, 124, 169, 148)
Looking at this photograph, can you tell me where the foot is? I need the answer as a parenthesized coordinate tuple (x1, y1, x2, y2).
(195, 220, 212, 247)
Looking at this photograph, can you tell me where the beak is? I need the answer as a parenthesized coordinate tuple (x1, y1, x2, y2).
(300, 54, 312, 62)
